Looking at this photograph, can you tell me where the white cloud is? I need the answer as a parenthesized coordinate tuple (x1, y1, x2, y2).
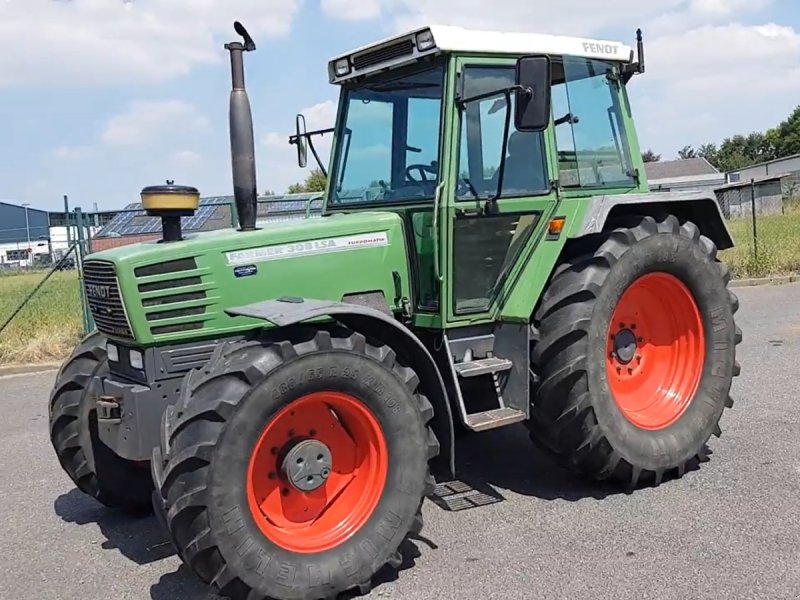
(634, 22, 800, 156)
(389, 0, 685, 36)
(0, 0, 301, 88)
(322, 0, 381, 21)
(101, 100, 210, 146)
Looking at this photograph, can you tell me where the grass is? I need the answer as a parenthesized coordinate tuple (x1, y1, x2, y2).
(0, 270, 84, 365)
(721, 205, 800, 279)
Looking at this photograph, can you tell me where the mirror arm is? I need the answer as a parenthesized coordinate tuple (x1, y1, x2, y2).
(457, 85, 526, 109)
(306, 137, 328, 178)
(288, 127, 336, 145)
(487, 89, 514, 213)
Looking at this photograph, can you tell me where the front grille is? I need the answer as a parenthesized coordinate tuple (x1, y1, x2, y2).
(352, 39, 414, 71)
(136, 256, 210, 337)
(83, 261, 134, 340)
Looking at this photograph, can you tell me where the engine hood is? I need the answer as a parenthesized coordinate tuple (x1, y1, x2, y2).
(84, 211, 412, 345)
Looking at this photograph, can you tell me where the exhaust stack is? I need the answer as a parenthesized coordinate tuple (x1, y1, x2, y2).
(225, 21, 258, 231)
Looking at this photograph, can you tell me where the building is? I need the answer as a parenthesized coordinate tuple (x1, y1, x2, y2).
(0, 201, 51, 267)
(728, 153, 800, 183)
(715, 175, 787, 218)
(644, 158, 726, 193)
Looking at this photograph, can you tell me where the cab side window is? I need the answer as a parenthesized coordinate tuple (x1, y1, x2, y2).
(552, 58, 636, 188)
(456, 66, 549, 200)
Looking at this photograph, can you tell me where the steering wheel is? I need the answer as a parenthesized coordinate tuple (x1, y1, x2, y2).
(406, 162, 438, 183)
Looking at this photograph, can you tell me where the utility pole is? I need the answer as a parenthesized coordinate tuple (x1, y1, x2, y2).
(21, 203, 31, 267)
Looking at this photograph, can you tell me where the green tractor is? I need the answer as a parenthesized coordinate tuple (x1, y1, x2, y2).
(49, 22, 741, 600)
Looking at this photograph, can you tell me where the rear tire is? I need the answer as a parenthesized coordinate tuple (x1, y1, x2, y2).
(529, 215, 741, 486)
(156, 328, 438, 600)
(49, 332, 153, 511)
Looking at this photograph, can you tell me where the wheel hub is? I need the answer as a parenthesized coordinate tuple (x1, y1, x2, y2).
(281, 439, 332, 492)
(612, 328, 638, 364)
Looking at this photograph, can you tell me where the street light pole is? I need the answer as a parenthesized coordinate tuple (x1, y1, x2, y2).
(21, 203, 31, 267)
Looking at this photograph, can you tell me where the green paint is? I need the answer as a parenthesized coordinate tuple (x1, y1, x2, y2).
(91, 212, 411, 345)
(87, 47, 694, 350)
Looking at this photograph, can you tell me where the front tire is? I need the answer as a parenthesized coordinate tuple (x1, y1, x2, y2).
(156, 328, 438, 600)
(49, 332, 153, 511)
(529, 215, 741, 486)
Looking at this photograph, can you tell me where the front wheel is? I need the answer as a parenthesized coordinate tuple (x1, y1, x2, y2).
(49, 332, 153, 511)
(529, 215, 741, 486)
(156, 329, 438, 600)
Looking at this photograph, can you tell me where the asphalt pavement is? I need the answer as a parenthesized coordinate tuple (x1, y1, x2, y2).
(1, 283, 799, 600)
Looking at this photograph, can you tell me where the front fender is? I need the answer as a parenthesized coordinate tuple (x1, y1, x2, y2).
(226, 298, 455, 477)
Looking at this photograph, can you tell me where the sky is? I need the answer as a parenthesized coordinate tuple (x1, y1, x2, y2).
(1, 0, 799, 211)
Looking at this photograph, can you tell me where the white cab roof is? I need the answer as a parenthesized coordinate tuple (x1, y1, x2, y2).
(329, 25, 634, 83)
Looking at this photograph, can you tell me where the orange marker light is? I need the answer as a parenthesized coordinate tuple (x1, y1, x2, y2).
(548, 217, 566, 237)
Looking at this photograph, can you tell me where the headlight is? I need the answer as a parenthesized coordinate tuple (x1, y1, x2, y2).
(334, 58, 351, 77)
(415, 30, 436, 51)
(129, 349, 144, 370)
(106, 343, 119, 363)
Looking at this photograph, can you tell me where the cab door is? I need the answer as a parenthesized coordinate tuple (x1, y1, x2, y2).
(441, 57, 558, 326)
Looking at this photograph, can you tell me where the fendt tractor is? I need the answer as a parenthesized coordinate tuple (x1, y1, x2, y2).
(49, 22, 741, 600)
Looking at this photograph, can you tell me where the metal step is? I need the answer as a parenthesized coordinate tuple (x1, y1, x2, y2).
(453, 357, 513, 378)
(465, 408, 527, 432)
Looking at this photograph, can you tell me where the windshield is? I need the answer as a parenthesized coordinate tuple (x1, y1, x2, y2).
(329, 63, 446, 206)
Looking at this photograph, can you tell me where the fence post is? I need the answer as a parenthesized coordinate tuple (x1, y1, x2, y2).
(74, 207, 95, 333)
(750, 178, 758, 262)
(63, 195, 72, 247)
(229, 200, 239, 229)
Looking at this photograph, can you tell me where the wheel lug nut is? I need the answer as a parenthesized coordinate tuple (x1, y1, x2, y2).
(288, 429, 295, 438)
(620, 322, 626, 328)
(616, 367, 622, 374)
(309, 429, 317, 436)
(636, 355, 642, 364)
(270, 447, 278, 455)
(637, 337, 644, 344)
(628, 368, 633, 375)
(281, 488, 290, 497)
(268, 472, 276, 480)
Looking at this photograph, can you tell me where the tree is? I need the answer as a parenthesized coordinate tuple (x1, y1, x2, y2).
(771, 105, 800, 158)
(677, 145, 697, 160)
(641, 149, 661, 163)
(287, 169, 327, 194)
(262, 189, 276, 197)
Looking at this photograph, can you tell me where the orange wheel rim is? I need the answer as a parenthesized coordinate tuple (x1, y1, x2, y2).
(246, 391, 388, 554)
(606, 273, 705, 430)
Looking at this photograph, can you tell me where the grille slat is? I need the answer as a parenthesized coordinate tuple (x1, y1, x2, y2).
(352, 39, 414, 71)
(83, 260, 133, 340)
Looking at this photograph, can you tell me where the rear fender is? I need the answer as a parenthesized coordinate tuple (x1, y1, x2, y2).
(575, 190, 734, 250)
(227, 298, 455, 477)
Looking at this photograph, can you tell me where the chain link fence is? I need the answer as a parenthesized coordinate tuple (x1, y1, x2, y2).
(715, 174, 800, 279)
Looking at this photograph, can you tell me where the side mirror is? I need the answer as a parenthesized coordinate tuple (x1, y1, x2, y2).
(514, 55, 551, 132)
(295, 113, 308, 168)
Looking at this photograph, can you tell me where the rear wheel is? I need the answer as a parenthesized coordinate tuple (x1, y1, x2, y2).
(49, 332, 153, 511)
(156, 328, 438, 600)
(529, 215, 741, 486)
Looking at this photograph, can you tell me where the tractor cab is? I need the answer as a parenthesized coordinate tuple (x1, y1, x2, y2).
(293, 25, 647, 324)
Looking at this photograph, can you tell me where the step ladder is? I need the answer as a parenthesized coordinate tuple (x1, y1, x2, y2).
(444, 338, 527, 432)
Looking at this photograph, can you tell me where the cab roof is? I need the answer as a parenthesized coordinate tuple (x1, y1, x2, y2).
(329, 25, 634, 84)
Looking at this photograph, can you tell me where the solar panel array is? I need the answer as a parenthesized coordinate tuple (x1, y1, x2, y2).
(95, 194, 324, 238)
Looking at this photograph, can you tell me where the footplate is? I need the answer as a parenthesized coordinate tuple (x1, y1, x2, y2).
(465, 408, 526, 432)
